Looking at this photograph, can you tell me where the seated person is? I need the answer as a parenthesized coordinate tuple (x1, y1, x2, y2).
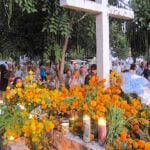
(69, 71, 82, 88)
(129, 64, 137, 74)
(136, 61, 146, 76)
(85, 64, 97, 85)
(64, 69, 72, 89)
(13, 77, 24, 88)
(143, 62, 150, 79)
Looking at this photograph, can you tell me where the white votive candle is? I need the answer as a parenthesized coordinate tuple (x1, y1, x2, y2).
(61, 123, 69, 135)
(98, 117, 106, 145)
(9, 136, 15, 143)
(83, 115, 91, 143)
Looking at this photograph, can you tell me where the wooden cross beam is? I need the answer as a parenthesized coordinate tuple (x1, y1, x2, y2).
(60, 0, 134, 86)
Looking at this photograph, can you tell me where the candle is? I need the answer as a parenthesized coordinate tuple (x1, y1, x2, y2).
(74, 111, 79, 120)
(29, 114, 33, 119)
(69, 117, 75, 127)
(98, 117, 106, 145)
(61, 123, 69, 135)
(9, 136, 15, 143)
(83, 115, 91, 143)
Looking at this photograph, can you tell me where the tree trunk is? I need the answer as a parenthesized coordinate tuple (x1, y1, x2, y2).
(60, 36, 69, 76)
(145, 30, 149, 61)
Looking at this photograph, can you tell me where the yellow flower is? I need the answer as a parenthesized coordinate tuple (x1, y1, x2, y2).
(29, 70, 33, 75)
(38, 81, 42, 85)
(44, 121, 54, 132)
(6, 86, 10, 91)
(32, 83, 37, 88)
(29, 75, 33, 81)
(6, 94, 11, 100)
(141, 111, 146, 117)
(12, 89, 17, 95)
(30, 122, 36, 131)
(32, 137, 39, 142)
(16, 82, 22, 88)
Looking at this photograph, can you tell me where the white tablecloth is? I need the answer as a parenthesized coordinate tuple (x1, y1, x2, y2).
(139, 85, 150, 106)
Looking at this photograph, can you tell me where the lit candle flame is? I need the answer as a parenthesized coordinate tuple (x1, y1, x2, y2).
(83, 115, 90, 121)
(98, 117, 106, 126)
(9, 136, 14, 141)
(70, 117, 75, 121)
(61, 123, 69, 126)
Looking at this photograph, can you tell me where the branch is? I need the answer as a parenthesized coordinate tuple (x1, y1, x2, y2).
(77, 13, 89, 23)
(2, 0, 9, 17)
(72, 13, 89, 24)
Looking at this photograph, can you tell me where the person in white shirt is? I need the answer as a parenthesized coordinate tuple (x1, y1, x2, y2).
(79, 66, 87, 86)
(15, 65, 24, 79)
(136, 61, 147, 76)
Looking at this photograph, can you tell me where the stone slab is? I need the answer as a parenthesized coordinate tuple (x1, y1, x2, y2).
(54, 132, 104, 150)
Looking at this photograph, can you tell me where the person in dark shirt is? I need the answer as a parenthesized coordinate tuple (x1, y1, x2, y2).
(64, 69, 72, 89)
(84, 64, 97, 85)
(143, 62, 150, 79)
(0, 64, 9, 91)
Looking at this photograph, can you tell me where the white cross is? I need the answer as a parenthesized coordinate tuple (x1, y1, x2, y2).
(60, 0, 134, 86)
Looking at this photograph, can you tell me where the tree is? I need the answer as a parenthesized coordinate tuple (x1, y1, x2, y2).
(11, 0, 95, 81)
(127, 0, 150, 60)
(0, 0, 45, 62)
(110, 22, 129, 59)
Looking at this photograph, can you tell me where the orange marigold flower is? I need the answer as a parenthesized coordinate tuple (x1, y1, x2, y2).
(127, 138, 133, 145)
(134, 124, 139, 130)
(127, 144, 132, 150)
(92, 115, 98, 120)
(83, 104, 88, 111)
(132, 118, 138, 124)
(106, 145, 111, 150)
(133, 141, 138, 149)
(120, 131, 126, 142)
(115, 138, 120, 144)
(144, 142, 150, 150)
(138, 140, 145, 149)
(90, 100, 96, 107)
(90, 134, 94, 140)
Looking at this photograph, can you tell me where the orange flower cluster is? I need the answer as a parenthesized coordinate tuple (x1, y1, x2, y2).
(115, 136, 150, 150)
(1, 71, 150, 150)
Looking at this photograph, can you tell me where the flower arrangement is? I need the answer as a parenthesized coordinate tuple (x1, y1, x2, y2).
(0, 71, 149, 150)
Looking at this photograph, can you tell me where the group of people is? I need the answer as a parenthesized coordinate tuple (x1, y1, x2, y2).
(64, 64, 97, 89)
(0, 59, 149, 92)
(0, 61, 98, 91)
(128, 61, 150, 83)
(39, 63, 97, 89)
